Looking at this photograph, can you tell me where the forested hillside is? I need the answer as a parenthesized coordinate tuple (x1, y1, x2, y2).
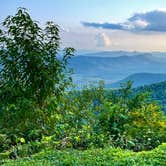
(109, 73, 166, 88)
(135, 81, 166, 113)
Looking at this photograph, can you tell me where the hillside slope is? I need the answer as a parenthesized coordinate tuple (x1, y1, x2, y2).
(134, 81, 166, 112)
(110, 73, 166, 88)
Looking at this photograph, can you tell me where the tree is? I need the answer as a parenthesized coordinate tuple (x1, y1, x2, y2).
(0, 8, 75, 138)
(0, 8, 74, 107)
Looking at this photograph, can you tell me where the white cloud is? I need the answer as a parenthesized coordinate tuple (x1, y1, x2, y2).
(60, 24, 166, 51)
(95, 32, 112, 47)
(124, 19, 149, 30)
(83, 9, 166, 32)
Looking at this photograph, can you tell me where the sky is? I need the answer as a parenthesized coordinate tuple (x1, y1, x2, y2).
(1, 0, 166, 52)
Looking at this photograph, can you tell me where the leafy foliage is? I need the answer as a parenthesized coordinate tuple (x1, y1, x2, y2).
(0, 8, 74, 106)
(0, 8, 74, 148)
(1, 143, 166, 166)
(134, 80, 166, 113)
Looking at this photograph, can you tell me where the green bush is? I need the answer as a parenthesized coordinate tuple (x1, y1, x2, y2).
(98, 82, 166, 151)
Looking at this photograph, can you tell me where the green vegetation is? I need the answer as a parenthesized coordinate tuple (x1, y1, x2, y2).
(0, 9, 166, 165)
(0, 7, 74, 152)
(1, 143, 166, 166)
(134, 80, 166, 113)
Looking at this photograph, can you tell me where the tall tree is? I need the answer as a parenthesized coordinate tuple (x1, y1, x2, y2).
(0, 8, 74, 107)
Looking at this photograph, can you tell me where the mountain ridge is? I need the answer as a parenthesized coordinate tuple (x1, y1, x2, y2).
(109, 73, 166, 88)
(69, 52, 166, 86)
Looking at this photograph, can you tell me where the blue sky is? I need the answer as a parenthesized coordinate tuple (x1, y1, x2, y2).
(1, 0, 166, 25)
(1, 0, 166, 51)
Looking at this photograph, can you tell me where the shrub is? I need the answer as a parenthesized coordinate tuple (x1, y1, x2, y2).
(98, 82, 166, 151)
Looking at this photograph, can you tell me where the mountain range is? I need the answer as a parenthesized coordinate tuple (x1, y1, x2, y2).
(68, 51, 166, 87)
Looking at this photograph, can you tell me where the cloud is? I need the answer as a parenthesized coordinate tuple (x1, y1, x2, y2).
(82, 22, 123, 30)
(95, 32, 112, 47)
(82, 10, 166, 32)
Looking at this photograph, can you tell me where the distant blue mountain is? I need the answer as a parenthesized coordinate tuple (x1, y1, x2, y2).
(76, 51, 148, 57)
(69, 51, 166, 87)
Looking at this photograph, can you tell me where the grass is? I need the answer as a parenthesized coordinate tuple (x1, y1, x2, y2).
(1, 143, 166, 166)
